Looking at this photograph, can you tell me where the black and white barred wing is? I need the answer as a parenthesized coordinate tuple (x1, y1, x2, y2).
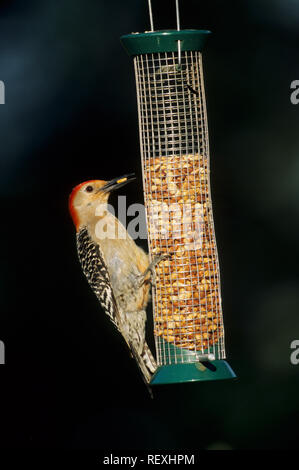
(76, 227, 120, 329)
(76, 227, 156, 387)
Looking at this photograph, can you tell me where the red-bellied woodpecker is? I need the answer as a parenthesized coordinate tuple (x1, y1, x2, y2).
(69, 174, 166, 388)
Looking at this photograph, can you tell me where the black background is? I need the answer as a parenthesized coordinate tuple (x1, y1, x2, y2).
(0, 0, 299, 450)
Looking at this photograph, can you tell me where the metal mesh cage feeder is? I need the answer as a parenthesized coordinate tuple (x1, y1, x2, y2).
(121, 6, 236, 385)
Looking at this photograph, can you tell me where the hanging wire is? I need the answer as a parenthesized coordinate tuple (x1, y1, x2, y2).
(175, 0, 181, 30)
(177, 41, 182, 67)
(148, 0, 154, 31)
(147, 1, 181, 35)
(176, 0, 182, 67)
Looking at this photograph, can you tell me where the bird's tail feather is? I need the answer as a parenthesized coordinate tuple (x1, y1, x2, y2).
(129, 341, 157, 397)
(142, 342, 157, 376)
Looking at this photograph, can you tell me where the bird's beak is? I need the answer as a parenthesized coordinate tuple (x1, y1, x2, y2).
(98, 173, 136, 193)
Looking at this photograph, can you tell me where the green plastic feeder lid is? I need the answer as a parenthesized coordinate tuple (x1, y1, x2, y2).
(120, 29, 211, 56)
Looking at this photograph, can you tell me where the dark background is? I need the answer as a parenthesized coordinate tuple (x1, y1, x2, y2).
(0, 0, 299, 450)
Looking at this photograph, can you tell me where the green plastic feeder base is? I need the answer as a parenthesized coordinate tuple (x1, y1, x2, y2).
(150, 360, 236, 385)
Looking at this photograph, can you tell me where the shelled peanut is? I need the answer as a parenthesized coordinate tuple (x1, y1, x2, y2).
(143, 153, 223, 351)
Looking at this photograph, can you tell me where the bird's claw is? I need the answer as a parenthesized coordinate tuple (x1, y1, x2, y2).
(135, 252, 172, 289)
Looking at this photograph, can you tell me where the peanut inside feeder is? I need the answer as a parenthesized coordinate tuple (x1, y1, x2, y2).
(145, 153, 223, 355)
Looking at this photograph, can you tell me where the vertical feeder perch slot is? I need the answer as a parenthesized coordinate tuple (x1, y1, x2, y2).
(121, 11, 236, 385)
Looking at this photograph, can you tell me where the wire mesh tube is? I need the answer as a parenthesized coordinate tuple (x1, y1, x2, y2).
(134, 50, 226, 366)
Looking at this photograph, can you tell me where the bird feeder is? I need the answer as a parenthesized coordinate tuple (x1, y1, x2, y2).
(121, 1, 236, 385)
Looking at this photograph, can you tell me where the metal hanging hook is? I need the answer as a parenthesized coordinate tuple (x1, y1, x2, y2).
(147, 0, 181, 66)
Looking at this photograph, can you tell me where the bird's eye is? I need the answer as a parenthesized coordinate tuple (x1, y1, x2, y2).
(85, 185, 93, 193)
